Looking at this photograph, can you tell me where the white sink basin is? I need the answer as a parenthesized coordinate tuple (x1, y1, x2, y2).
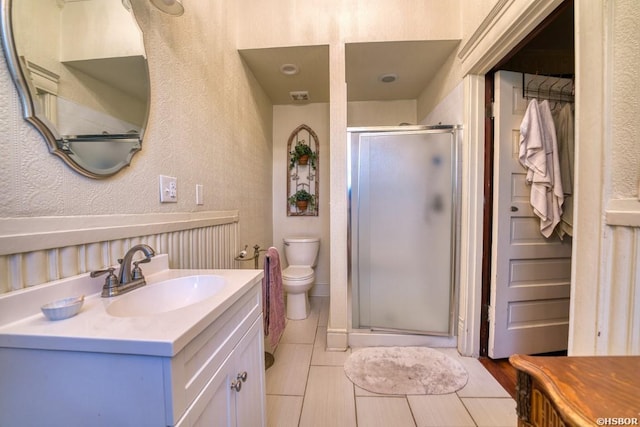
(106, 275, 226, 317)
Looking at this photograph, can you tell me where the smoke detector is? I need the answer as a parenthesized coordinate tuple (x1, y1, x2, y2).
(289, 91, 310, 102)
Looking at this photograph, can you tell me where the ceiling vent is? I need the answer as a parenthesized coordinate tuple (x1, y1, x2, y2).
(289, 91, 310, 102)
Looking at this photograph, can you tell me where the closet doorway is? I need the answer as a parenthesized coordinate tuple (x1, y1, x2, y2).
(481, 0, 574, 359)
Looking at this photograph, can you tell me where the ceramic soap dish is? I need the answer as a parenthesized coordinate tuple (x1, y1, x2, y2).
(41, 295, 85, 321)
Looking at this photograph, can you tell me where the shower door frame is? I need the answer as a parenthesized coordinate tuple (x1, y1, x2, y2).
(347, 125, 462, 337)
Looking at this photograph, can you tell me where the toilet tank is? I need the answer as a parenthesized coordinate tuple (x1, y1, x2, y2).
(283, 237, 320, 267)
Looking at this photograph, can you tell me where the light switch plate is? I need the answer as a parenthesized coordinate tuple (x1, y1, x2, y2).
(159, 175, 177, 203)
(196, 184, 204, 205)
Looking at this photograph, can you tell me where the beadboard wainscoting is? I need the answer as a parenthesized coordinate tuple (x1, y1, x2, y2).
(600, 200, 640, 354)
(0, 211, 240, 294)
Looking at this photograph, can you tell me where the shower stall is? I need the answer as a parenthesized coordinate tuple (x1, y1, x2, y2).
(348, 125, 460, 346)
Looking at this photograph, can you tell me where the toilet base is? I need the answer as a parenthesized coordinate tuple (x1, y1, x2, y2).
(286, 292, 310, 320)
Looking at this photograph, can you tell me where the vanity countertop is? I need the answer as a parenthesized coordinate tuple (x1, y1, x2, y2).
(0, 256, 263, 357)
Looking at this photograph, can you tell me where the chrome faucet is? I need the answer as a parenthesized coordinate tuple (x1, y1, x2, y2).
(91, 244, 156, 297)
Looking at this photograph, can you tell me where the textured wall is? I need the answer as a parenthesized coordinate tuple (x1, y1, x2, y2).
(460, 0, 499, 43)
(0, 0, 274, 253)
(272, 104, 330, 291)
(417, 47, 464, 122)
(236, 0, 461, 48)
(420, 82, 463, 126)
(347, 100, 417, 127)
(610, 0, 640, 198)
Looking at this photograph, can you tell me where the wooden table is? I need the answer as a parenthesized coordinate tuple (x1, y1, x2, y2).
(509, 354, 640, 427)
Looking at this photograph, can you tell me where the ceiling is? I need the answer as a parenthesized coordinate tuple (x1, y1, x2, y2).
(64, 56, 149, 102)
(239, 45, 330, 104)
(239, 40, 460, 105)
(345, 40, 460, 102)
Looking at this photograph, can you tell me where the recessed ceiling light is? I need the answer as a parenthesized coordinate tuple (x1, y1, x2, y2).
(379, 73, 398, 83)
(280, 64, 300, 76)
(149, 0, 184, 16)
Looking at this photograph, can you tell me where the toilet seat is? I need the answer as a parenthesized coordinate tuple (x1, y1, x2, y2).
(282, 266, 314, 281)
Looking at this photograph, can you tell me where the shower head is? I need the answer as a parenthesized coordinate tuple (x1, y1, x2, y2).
(150, 0, 184, 16)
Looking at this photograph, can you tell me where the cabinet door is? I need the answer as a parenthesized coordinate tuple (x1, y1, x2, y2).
(176, 317, 266, 427)
(233, 317, 266, 427)
(176, 351, 234, 427)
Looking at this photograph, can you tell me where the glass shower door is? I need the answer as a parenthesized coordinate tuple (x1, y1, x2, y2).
(351, 128, 458, 335)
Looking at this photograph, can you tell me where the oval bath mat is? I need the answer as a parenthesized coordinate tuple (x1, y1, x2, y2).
(344, 346, 468, 395)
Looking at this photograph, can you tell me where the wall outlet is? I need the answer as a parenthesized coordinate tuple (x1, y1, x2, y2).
(196, 184, 204, 205)
(159, 175, 177, 203)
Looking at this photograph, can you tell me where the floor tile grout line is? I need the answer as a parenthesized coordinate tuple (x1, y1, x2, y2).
(403, 395, 419, 427)
(351, 363, 359, 426)
(456, 393, 480, 427)
(296, 311, 321, 426)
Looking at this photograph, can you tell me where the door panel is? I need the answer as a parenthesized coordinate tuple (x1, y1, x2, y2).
(350, 128, 459, 336)
(488, 70, 572, 358)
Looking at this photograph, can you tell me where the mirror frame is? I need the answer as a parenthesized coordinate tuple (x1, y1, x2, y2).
(0, 0, 150, 178)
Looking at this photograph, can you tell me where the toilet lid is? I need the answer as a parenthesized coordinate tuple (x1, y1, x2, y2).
(282, 266, 314, 281)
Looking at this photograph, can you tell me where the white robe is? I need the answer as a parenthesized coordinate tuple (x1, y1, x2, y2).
(519, 99, 564, 238)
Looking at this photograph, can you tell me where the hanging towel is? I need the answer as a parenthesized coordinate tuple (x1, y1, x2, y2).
(519, 99, 564, 238)
(262, 247, 286, 349)
(553, 102, 575, 238)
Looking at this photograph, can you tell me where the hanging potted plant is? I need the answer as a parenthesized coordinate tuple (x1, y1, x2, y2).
(289, 140, 317, 169)
(288, 189, 316, 212)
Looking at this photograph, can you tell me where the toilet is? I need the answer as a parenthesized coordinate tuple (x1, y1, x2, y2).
(281, 236, 320, 320)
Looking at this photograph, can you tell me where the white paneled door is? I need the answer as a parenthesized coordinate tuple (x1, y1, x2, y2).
(488, 71, 572, 359)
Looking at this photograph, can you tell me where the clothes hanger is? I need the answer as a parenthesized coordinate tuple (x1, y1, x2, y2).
(537, 76, 549, 100)
(525, 73, 538, 100)
(548, 79, 561, 110)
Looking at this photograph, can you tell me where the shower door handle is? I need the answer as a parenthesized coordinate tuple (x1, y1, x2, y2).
(510, 206, 518, 212)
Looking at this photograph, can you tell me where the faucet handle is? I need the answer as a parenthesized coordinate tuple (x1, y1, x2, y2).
(90, 267, 120, 296)
(90, 267, 117, 280)
(131, 258, 151, 280)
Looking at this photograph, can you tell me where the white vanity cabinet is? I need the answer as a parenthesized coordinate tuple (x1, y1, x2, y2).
(0, 276, 266, 427)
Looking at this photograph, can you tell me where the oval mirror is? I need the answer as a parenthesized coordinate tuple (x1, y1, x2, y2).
(0, 0, 150, 178)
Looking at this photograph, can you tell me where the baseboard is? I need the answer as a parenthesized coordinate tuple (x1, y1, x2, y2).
(348, 330, 457, 348)
(326, 328, 349, 351)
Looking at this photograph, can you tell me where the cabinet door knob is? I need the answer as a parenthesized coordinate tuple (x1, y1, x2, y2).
(238, 371, 248, 382)
(230, 379, 242, 392)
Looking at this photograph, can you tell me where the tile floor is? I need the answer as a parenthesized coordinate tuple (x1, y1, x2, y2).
(266, 297, 517, 427)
